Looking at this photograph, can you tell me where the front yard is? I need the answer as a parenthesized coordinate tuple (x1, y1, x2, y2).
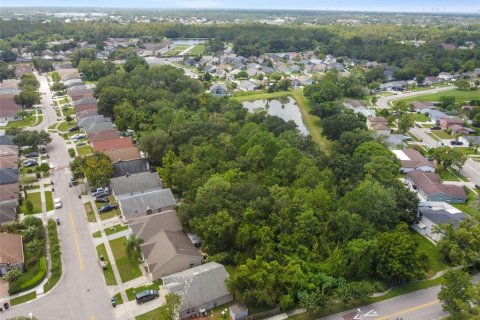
(451, 188, 480, 221)
(45, 191, 54, 211)
(109, 237, 142, 282)
(126, 280, 162, 301)
(84, 202, 97, 222)
(96, 243, 117, 285)
(96, 196, 121, 221)
(76, 145, 93, 156)
(104, 224, 129, 236)
(19, 192, 42, 214)
(431, 130, 452, 140)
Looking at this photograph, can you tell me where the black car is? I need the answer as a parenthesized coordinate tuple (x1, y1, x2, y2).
(95, 197, 109, 203)
(69, 180, 78, 187)
(23, 160, 38, 167)
(68, 126, 79, 132)
(135, 290, 159, 304)
(25, 152, 39, 158)
(99, 204, 117, 213)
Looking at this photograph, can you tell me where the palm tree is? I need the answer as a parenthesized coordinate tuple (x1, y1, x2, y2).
(126, 235, 143, 258)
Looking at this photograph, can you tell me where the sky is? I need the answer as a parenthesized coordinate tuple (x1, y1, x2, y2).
(1, 0, 479, 13)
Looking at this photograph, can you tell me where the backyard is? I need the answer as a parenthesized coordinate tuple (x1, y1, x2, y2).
(109, 236, 142, 282)
(431, 130, 452, 139)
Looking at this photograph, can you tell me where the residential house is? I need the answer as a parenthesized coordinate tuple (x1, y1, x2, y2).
(448, 124, 474, 135)
(104, 147, 141, 162)
(413, 203, 469, 243)
(0, 135, 14, 146)
(91, 137, 134, 152)
(0, 182, 19, 203)
(77, 115, 111, 128)
(0, 94, 22, 126)
(67, 86, 94, 101)
(63, 78, 84, 88)
(407, 170, 466, 203)
(0, 201, 17, 225)
(438, 72, 454, 81)
(366, 116, 391, 135)
(424, 77, 441, 85)
(297, 74, 313, 86)
(410, 101, 435, 112)
(392, 148, 436, 173)
(83, 122, 115, 134)
(344, 99, 365, 109)
(74, 97, 98, 113)
(14, 65, 34, 79)
(76, 109, 99, 120)
(129, 210, 183, 237)
(238, 80, 257, 92)
(0, 168, 19, 185)
(0, 233, 24, 275)
(118, 188, 175, 222)
(459, 135, 480, 147)
(57, 68, 80, 81)
(110, 171, 162, 199)
(141, 230, 202, 279)
(420, 109, 448, 123)
(462, 105, 479, 112)
(209, 83, 228, 96)
(0, 155, 19, 170)
(112, 158, 150, 178)
(441, 43, 457, 51)
(87, 129, 120, 143)
(439, 117, 464, 130)
(162, 262, 233, 319)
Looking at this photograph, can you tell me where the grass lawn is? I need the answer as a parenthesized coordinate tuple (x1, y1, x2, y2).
(189, 44, 205, 55)
(113, 292, 123, 305)
(109, 237, 142, 282)
(97, 196, 121, 220)
(57, 121, 77, 132)
(10, 291, 37, 306)
(20, 192, 42, 214)
(104, 224, 129, 236)
(451, 188, 480, 221)
(0, 114, 37, 129)
(407, 132, 421, 142)
(62, 107, 75, 117)
(454, 147, 480, 156)
(92, 230, 101, 238)
(410, 230, 448, 276)
(232, 90, 291, 102)
(411, 113, 430, 122)
(431, 130, 452, 139)
(136, 306, 167, 320)
(437, 168, 460, 182)
(400, 89, 480, 104)
(76, 145, 93, 156)
(96, 243, 117, 285)
(45, 191, 54, 211)
(126, 280, 162, 301)
(84, 202, 97, 222)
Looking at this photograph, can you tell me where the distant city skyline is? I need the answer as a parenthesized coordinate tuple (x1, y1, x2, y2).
(1, 0, 480, 13)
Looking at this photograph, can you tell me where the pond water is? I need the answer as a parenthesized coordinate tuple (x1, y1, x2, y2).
(242, 97, 309, 135)
(170, 38, 207, 45)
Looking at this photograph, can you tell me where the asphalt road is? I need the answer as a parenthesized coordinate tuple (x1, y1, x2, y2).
(375, 86, 456, 109)
(5, 74, 115, 320)
(321, 274, 480, 320)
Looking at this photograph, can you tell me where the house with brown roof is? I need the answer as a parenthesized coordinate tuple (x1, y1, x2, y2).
(91, 137, 134, 152)
(67, 86, 94, 101)
(130, 210, 183, 239)
(0, 201, 17, 225)
(0, 154, 19, 170)
(410, 101, 435, 112)
(366, 116, 391, 135)
(104, 147, 141, 162)
(0, 94, 22, 126)
(76, 109, 99, 120)
(393, 148, 436, 173)
(140, 229, 202, 280)
(0, 182, 20, 203)
(87, 130, 120, 143)
(0, 233, 24, 275)
(57, 68, 79, 81)
(407, 171, 466, 203)
(74, 97, 98, 113)
(440, 117, 464, 130)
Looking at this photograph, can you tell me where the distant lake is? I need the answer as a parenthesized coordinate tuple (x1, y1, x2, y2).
(170, 38, 207, 45)
(242, 97, 309, 135)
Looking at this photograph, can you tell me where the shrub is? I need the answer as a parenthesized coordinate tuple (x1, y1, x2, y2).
(68, 148, 75, 157)
(25, 200, 33, 213)
(9, 257, 47, 294)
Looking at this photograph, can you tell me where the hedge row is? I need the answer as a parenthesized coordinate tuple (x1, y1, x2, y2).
(9, 257, 46, 294)
(44, 219, 62, 292)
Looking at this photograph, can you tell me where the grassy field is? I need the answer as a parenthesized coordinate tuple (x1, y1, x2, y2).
(126, 281, 162, 301)
(84, 202, 97, 222)
(76, 145, 93, 156)
(113, 292, 123, 305)
(232, 90, 332, 153)
(136, 306, 166, 320)
(437, 168, 460, 182)
(431, 130, 452, 139)
(20, 192, 42, 214)
(189, 44, 205, 55)
(0, 114, 38, 129)
(96, 243, 117, 285)
(109, 237, 142, 282)
(400, 89, 480, 103)
(10, 291, 37, 306)
(57, 121, 77, 132)
(104, 224, 129, 236)
(45, 191, 54, 211)
(410, 230, 448, 276)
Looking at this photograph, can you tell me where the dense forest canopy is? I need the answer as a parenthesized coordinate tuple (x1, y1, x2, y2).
(90, 64, 426, 309)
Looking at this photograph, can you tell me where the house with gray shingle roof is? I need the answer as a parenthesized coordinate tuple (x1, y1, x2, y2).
(110, 171, 162, 199)
(118, 188, 175, 222)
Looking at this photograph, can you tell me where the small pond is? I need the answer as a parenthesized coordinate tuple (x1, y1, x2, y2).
(242, 97, 309, 135)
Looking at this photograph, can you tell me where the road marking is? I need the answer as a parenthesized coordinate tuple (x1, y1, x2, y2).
(90, 315, 96, 320)
(376, 299, 439, 320)
(69, 212, 84, 271)
(363, 309, 378, 317)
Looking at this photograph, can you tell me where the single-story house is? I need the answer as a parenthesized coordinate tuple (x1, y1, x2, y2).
(209, 83, 228, 96)
(74, 97, 98, 113)
(410, 101, 435, 112)
(366, 116, 391, 135)
(0, 168, 19, 185)
(104, 147, 141, 162)
(344, 99, 366, 109)
(77, 115, 111, 128)
(110, 171, 162, 199)
(141, 230, 202, 279)
(87, 130, 120, 143)
(57, 68, 79, 81)
(420, 108, 448, 123)
(118, 188, 176, 222)
(392, 148, 436, 173)
(0, 182, 19, 203)
(63, 78, 84, 88)
(0, 232, 24, 275)
(0, 201, 17, 225)
(129, 210, 183, 238)
(440, 117, 464, 130)
(459, 135, 480, 146)
(67, 86, 94, 101)
(0, 154, 19, 170)
(0, 94, 22, 125)
(162, 262, 233, 319)
(112, 158, 150, 178)
(413, 205, 469, 243)
(0, 135, 14, 146)
(91, 137, 133, 152)
(238, 80, 257, 92)
(407, 171, 467, 203)
(448, 124, 475, 136)
(76, 109, 99, 120)
(83, 122, 115, 134)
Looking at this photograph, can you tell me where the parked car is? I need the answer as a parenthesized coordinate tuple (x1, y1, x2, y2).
(25, 151, 39, 158)
(95, 197, 109, 203)
(450, 140, 464, 145)
(71, 134, 86, 140)
(23, 159, 38, 167)
(92, 188, 110, 197)
(135, 290, 159, 304)
(76, 142, 86, 146)
(69, 180, 78, 187)
(99, 204, 117, 213)
(68, 126, 79, 132)
(431, 126, 441, 130)
(56, 218, 61, 225)
(426, 129, 432, 134)
(54, 198, 62, 209)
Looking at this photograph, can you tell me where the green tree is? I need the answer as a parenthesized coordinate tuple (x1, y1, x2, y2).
(25, 200, 34, 214)
(126, 234, 143, 258)
(438, 268, 475, 319)
(472, 113, 480, 128)
(434, 221, 480, 267)
(123, 56, 148, 73)
(14, 88, 40, 107)
(322, 113, 366, 140)
(398, 114, 415, 134)
(50, 82, 66, 92)
(2, 267, 22, 283)
(70, 151, 113, 188)
(430, 147, 467, 170)
(163, 293, 182, 320)
(439, 96, 456, 110)
(139, 130, 172, 166)
(191, 210, 235, 254)
(454, 79, 470, 91)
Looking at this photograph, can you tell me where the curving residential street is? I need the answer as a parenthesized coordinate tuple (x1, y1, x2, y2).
(375, 86, 456, 109)
(4, 73, 115, 320)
